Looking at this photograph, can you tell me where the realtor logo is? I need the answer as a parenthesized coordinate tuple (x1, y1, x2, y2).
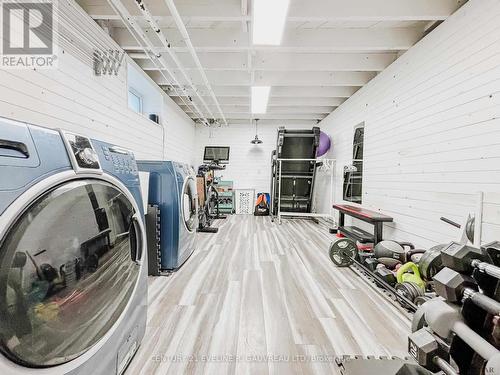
(1, 0, 57, 68)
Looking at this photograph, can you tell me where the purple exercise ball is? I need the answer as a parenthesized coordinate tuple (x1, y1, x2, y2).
(317, 131, 331, 157)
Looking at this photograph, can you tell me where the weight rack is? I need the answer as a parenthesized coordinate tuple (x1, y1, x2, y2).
(330, 238, 419, 314)
(349, 257, 418, 314)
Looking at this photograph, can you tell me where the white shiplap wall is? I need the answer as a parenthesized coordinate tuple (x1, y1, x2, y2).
(0, 0, 196, 164)
(318, 0, 500, 248)
(163, 97, 196, 164)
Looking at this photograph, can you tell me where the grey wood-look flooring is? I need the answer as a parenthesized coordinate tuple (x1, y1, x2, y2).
(126, 215, 411, 375)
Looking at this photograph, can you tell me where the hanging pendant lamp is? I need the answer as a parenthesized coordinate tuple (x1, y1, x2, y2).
(250, 119, 263, 144)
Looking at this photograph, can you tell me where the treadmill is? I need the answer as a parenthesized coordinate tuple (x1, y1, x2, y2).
(270, 126, 321, 217)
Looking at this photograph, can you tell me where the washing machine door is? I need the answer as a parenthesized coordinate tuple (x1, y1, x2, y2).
(181, 176, 197, 233)
(0, 178, 142, 367)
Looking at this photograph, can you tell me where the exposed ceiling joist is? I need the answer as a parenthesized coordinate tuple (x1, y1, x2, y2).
(173, 96, 346, 107)
(164, 85, 359, 98)
(190, 113, 328, 120)
(134, 52, 397, 72)
(180, 105, 335, 114)
(114, 27, 423, 52)
(226, 119, 321, 126)
(82, 0, 464, 22)
(252, 52, 396, 71)
(148, 70, 374, 87)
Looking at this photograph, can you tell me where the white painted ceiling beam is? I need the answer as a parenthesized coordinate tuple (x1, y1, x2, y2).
(226, 119, 320, 126)
(173, 96, 346, 107)
(80, 0, 463, 22)
(180, 105, 335, 114)
(252, 52, 396, 72)
(254, 71, 374, 87)
(114, 27, 422, 52)
(287, 0, 465, 22)
(136, 52, 248, 70)
(190, 113, 328, 120)
(135, 52, 396, 72)
(164, 85, 359, 98)
(148, 70, 374, 86)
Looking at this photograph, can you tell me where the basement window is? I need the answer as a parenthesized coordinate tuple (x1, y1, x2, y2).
(127, 62, 162, 123)
(343, 123, 364, 204)
(128, 89, 143, 114)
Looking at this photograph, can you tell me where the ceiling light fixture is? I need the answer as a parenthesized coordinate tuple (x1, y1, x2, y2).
(251, 86, 270, 114)
(251, 119, 263, 144)
(252, 0, 290, 45)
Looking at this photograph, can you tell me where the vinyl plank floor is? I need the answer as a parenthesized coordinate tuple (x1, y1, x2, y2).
(126, 215, 411, 375)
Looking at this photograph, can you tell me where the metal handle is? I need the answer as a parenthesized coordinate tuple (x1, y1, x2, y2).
(407, 249, 426, 258)
(433, 357, 458, 375)
(397, 241, 415, 250)
(464, 288, 500, 315)
(130, 214, 143, 263)
(453, 320, 499, 360)
(0, 139, 29, 158)
(440, 217, 461, 228)
(471, 260, 500, 280)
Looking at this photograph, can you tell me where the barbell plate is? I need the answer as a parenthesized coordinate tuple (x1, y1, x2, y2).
(329, 238, 357, 267)
(419, 245, 445, 281)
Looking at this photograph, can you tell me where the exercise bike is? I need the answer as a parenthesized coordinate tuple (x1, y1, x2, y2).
(197, 162, 227, 233)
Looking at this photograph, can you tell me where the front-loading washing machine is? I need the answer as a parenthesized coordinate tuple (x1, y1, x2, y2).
(137, 161, 197, 272)
(0, 117, 147, 374)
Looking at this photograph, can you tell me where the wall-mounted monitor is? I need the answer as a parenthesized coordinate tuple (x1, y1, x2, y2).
(203, 146, 230, 164)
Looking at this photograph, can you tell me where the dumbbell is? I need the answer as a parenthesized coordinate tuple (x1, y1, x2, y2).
(433, 267, 500, 315)
(408, 328, 458, 375)
(374, 264, 397, 286)
(363, 257, 379, 272)
(374, 240, 425, 264)
(422, 298, 500, 370)
(441, 242, 500, 278)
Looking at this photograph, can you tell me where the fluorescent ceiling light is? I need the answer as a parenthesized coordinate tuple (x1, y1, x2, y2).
(251, 86, 271, 114)
(252, 0, 290, 45)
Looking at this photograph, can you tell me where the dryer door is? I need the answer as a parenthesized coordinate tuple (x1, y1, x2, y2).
(181, 176, 197, 233)
(0, 179, 142, 367)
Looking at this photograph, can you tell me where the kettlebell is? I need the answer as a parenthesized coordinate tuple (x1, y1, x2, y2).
(396, 262, 425, 289)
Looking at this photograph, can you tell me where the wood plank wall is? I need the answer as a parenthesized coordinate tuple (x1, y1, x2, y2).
(318, 0, 500, 248)
(0, 0, 196, 164)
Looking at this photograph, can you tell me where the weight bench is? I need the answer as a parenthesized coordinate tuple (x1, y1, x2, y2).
(332, 204, 393, 245)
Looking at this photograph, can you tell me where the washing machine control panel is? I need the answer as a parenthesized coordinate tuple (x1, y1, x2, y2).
(99, 144, 139, 178)
(99, 145, 139, 177)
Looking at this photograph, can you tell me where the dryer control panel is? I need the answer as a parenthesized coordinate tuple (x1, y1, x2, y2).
(173, 161, 195, 183)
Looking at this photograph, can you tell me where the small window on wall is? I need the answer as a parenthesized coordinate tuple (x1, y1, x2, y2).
(127, 63, 162, 123)
(128, 89, 143, 114)
(343, 123, 364, 204)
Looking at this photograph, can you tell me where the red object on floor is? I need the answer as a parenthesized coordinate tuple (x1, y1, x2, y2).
(336, 232, 345, 238)
(357, 244, 373, 251)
